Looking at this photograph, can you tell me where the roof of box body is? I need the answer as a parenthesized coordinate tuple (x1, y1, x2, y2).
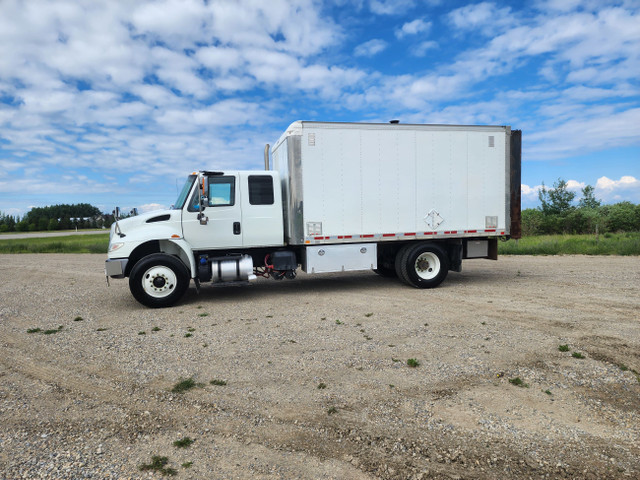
(272, 121, 510, 151)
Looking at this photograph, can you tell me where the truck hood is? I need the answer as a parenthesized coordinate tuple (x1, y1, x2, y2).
(110, 209, 181, 240)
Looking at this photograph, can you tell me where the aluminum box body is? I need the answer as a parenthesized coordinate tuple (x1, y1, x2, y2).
(272, 121, 515, 246)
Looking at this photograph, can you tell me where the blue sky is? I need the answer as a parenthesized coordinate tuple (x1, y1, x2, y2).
(0, 0, 639, 217)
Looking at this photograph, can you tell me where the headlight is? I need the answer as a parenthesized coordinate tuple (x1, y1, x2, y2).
(109, 242, 125, 252)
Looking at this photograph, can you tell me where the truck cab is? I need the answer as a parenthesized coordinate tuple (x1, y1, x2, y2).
(105, 170, 290, 308)
(181, 171, 284, 250)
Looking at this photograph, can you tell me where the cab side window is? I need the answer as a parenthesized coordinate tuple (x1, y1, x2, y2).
(248, 175, 274, 205)
(208, 176, 235, 207)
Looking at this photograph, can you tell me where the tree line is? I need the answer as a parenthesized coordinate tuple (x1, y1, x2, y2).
(522, 179, 640, 235)
(0, 204, 114, 232)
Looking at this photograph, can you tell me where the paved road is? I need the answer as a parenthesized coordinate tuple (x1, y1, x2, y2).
(0, 229, 107, 240)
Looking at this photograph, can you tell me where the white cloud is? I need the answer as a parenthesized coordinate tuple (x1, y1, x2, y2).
(139, 203, 167, 213)
(412, 41, 438, 57)
(354, 39, 388, 57)
(448, 2, 515, 35)
(369, 0, 415, 15)
(395, 19, 431, 38)
(595, 175, 640, 203)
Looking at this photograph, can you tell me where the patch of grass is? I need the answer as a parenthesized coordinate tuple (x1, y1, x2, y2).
(182, 461, 193, 468)
(391, 357, 401, 362)
(198, 313, 208, 317)
(138, 455, 177, 476)
(210, 379, 227, 386)
(138, 331, 146, 335)
(173, 437, 194, 448)
(498, 232, 640, 256)
(184, 333, 193, 338)
(43, 326, 63, 335)
(317, 382, 327, 389)
(407, 358, 420, 368)
(0, 233, 109, 254)
(335, 319, 343, 325)
(509, 377, 529, 388)
(558, 344, 570, 352)
(544, 389, 552, 395)
(618, 364, 629, 371)
(73, 316, 83, 322)
(187, 327, 196, 332)
(171, 377, 202, 393)
(96, 327, 108, 332)
(572, 351, 585, 359)
(327, 406, 337, 415)
(26, 328, 41, 334)
(152, 326, 161, 332)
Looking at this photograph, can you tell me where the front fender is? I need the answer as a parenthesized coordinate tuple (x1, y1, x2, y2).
(158, 238, 197, 278)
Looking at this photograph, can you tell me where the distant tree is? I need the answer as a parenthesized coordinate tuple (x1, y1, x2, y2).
(538, 179, 575, 216)
(578, 185, 600, 209)
(48, 218, 59, 230)
(15, 220, 28, 232)
(606, 201, 637, 232)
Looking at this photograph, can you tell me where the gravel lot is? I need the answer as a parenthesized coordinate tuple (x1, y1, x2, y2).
(0, 254, 638, 479)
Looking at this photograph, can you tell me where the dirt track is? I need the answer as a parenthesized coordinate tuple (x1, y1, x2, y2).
(0, 254, 638, 479)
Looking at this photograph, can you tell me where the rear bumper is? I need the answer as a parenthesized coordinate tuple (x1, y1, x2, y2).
(105, 258, 128, 278)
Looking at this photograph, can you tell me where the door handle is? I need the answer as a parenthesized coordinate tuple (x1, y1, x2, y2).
(233, 222, 241, 235)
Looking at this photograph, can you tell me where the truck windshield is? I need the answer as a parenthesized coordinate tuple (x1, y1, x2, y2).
(173, 175, 196, 209)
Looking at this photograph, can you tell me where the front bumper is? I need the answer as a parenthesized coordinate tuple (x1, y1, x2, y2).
(105, 258, 128, 278)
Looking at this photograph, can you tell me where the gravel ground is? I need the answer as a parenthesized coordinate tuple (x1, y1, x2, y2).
(0, 254, 638, 480)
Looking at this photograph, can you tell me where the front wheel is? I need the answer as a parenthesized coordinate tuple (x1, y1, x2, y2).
(129, 254, 190, 308)
(395, 243, 449, 288)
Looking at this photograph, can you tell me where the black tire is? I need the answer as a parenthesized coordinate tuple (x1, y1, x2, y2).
(395, 242, 449, 288)
(129, 254, 190, 308)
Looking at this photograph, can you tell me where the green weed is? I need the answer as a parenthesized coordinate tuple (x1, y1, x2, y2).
(509, 377, 529, 388)
(572, 352, 585, 359)
(26, 328, 41, 333)
(138, 456, 177, 476)
(173, 437, 194, 448)
(171, 378, 202, 393)
(558, 344, 570, 352)
(407, 358, 420, 368)
(210, 379, 227, 386)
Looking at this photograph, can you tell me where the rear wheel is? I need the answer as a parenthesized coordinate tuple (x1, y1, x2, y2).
(395, 243, 449, 288)
(129, 254, 190, 308)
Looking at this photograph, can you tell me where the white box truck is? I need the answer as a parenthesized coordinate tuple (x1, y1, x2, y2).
(106, 121, 521, 308)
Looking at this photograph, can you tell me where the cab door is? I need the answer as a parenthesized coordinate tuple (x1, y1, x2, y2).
(182, 174, 243, 250)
